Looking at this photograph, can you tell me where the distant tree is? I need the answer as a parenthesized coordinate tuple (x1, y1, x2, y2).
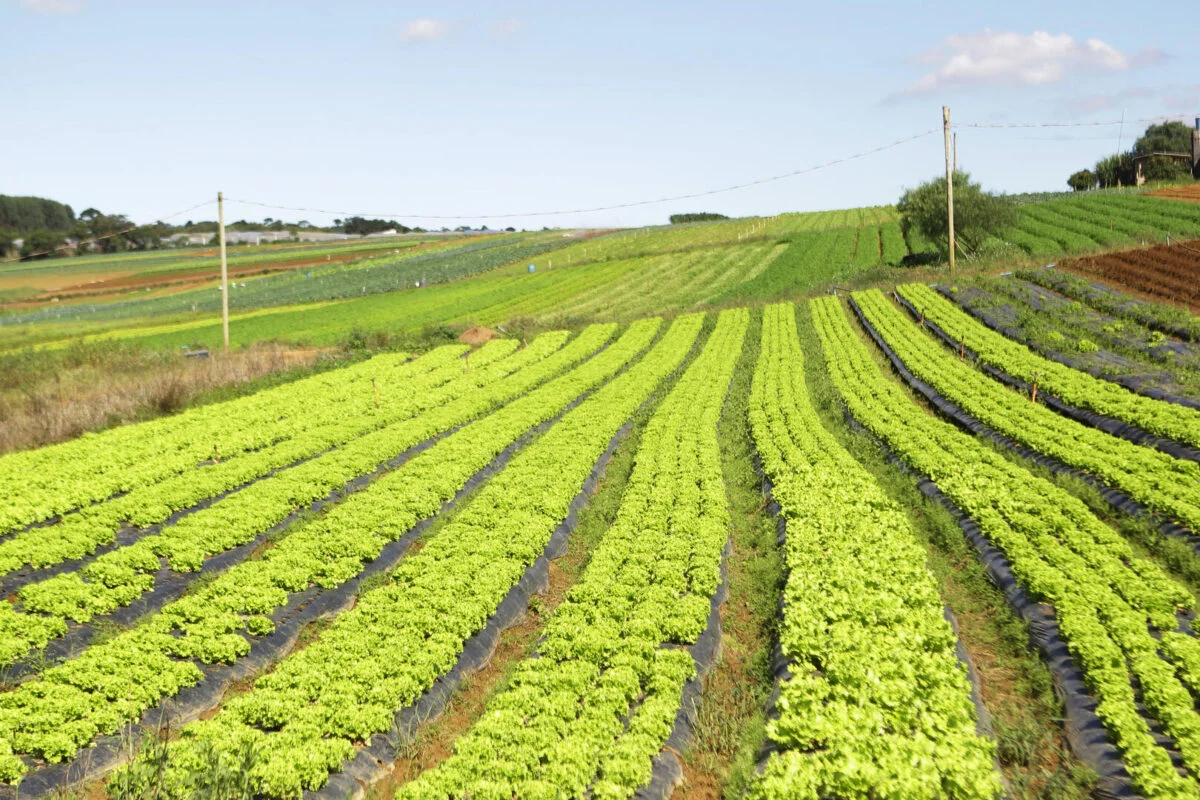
(669, 212, 729, 224)
(0, 195, 74, 233)
(897, 171, 1017, 256)
(1068, 169, 1097, 191)
(20, 229, 64, 260)
(342, 216, 408, 235)
(1133, 122, 1192, 157)
(1095, 153, 1136, 188)
(76, 208, 137, 253)
(0, 231, 14, 258)
(505, 226, 516, 232)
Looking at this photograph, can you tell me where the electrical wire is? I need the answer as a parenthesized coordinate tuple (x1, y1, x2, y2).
(952, 112, 1200, 130)
(226, 128, 940, 222)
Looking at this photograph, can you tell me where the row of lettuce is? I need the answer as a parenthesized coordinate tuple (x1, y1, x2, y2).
(899, 282, 1200, 449)
(747, 303, 1000, 798)
(5, 286, 1200, 798)
(0, 337, 525, 575)
(396, 309, 747, 799)
(813, 294, 1200, 798)
(101, 313, 706, 797)
(853, 289, 1200, 530)
(0, 330, 615, 666)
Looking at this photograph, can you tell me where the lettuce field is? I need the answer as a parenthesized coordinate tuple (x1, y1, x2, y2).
(3, 192, 1200, 799)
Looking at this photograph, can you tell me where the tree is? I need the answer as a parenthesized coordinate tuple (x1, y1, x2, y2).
(1095, 153, 1136, 188)
(0, 231, 14, 258)
(669, 212, 729, 224)
(1068, 169, 1097, 192)
(20, 229, 64, 260)
(1133, 122, 1192, 157)
(342, 216, 408, 235)
(0, 196, 74, 233)
(897, 171, 1017, 257)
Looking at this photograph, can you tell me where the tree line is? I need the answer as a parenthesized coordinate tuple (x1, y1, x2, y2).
(669, 212, 729, 224)
(0, 196, 436, 260)
(1067, 122, 1197, 191)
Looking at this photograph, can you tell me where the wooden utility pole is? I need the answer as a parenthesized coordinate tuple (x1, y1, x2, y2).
(943, 106, 956, 276)
(218, 191, 230, 350)
(953, 132, 958, 172)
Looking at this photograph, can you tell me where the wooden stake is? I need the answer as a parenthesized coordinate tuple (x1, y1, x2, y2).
(213, 444, 220, 463)
(959, 337, 965, 360)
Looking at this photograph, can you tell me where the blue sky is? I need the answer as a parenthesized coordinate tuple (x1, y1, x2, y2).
(3, 0, 1197, 229)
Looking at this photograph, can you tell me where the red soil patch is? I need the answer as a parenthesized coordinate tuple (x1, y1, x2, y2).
(1061, 240, 1200, 312)
(1149, 185, 1200, 203)
(458, 326, 499, 346)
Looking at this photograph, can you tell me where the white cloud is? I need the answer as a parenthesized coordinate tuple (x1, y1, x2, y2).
(491, 18, 522, 37)
(400, 19, 450, 42)
(20, 0, 84, 13)
(902, 30, 1163, 95)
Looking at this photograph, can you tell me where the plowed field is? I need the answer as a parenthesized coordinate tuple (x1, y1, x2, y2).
(1150, 184, 1200, 203)
(1061, 241, 1200, 311)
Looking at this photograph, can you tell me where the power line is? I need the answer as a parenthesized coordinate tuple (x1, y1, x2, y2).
(1, 199, 216, 264)
(952, 112, 1200, 130)
(227, 128, 941, 222)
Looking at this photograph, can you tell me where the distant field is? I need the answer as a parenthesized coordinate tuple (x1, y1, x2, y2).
(1005, 193, 1200, 257)
(6, 208, 915, 350)
(5, 194, 1200, 354)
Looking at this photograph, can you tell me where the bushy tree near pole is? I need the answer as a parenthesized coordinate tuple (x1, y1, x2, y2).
(897, 171, 1017, 257)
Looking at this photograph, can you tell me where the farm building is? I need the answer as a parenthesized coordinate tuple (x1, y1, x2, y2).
(1134, 118, 1200, 185)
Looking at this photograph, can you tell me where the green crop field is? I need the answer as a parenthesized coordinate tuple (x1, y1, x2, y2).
(6, 191, 1200, 800)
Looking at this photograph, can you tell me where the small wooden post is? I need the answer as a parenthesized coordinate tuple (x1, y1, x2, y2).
(372, 378, 380, 408)
(213, 444, 220, 463)
(1031, 372, 1040, 404)
(959, 337, 965, 360)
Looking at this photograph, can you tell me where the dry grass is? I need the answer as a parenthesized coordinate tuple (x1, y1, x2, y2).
(0, 342, 329, 454)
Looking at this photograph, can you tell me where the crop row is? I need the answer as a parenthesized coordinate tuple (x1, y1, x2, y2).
(0, 327, 612, 666)
(7, 233, 571, 326)
(813, 295, 1200, 799)
(898, 283, 1200, 448)
(0, 343, 467, 535)
(0, 317, 670, 784)
(1002, 194, 1200, 257)
(397, 308, 748, 800)
(1018, 267, 1200, 341)
(854, 289, 1200, 530)
(0, 336, 554, 579)
(746, 303, 998, 799)
(102, 313, 706, 798)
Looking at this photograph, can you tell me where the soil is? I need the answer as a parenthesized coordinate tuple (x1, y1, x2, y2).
(1149, 185, 1200, 203)
(0, 240, 452, 309)
(457, 326, 498, 346)
(1060, 240, 1200, 312)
